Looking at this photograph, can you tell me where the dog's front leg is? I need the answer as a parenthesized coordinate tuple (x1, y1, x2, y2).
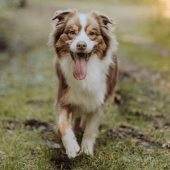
(81, 108, 103, 155)
(56, 105, 80, 158)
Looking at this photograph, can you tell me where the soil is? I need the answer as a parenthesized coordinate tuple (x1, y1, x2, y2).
(118, 56, 162, 83)
(2, 118, 54, 132)
(50, 155, 71, 170)
(23, 119, 54, 131)
(104, 125, 162, 149)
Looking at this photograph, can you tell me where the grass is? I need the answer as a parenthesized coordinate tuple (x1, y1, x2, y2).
(118, 40, 170, 75)
(1, 0, 170, 169)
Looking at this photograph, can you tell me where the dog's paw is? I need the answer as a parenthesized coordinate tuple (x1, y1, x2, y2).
(81, 139, 94, 155)
(62, 128, 80, 158)
(65, 140, 80, 158)
(80, 147, 93, 156)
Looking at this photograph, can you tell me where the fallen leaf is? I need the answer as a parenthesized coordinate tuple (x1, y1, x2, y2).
(99, 152, 103, 160)
(105, 153, 113, 159)
(99, 152, 112, 160)
(145, 131, 152, 134)
(54, 143, 61, 149)
(164, 152, 169, 156)
(132, 139, 142, 143)
(0, 151, 5, 154)
(101, 129, 107, 133)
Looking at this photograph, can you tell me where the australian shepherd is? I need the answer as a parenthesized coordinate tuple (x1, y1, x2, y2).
(48, 9, 118, 158)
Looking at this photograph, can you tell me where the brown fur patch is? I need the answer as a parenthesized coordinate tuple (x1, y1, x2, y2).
(86, 12, 111, 60)
(56, 61, 68, 104)
(53, 11, 82, 59)
(57, 105, 74, 138)
(57, 107, 69, 138)
(73, 117, 81, 132)
(105, 53, 118, 102)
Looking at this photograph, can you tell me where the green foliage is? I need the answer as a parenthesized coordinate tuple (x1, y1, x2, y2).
(147, 14, 170, 49)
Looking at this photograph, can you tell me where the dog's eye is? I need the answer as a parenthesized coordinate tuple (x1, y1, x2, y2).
(70, 31, 75, 35)
(90, 32, 95, 35)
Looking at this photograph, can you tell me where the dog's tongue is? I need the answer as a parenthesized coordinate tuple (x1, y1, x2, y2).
(73, 54, 87, 80)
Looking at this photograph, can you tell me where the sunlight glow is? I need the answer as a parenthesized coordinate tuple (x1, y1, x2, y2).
(160, 0, 170, 18)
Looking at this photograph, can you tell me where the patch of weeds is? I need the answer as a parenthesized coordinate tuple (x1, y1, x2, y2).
(115, 81, 170, 128)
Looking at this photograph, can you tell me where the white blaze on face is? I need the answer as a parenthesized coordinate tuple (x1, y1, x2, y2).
(70, 14, 95, 53)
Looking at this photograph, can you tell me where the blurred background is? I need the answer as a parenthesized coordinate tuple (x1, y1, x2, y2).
(1, 0, 170, 117)
(0, 0, 170, 114)
(0, 0, 170, 80)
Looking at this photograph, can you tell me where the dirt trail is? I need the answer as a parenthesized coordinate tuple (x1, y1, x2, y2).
(119, 55, 161, 83)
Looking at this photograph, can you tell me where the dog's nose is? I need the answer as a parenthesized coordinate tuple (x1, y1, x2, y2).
(77, 41, 87, 51)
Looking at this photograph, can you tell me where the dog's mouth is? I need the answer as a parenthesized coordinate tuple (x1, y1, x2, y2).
(70, 52, 91, 80)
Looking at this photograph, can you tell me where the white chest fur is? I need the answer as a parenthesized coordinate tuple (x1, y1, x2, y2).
(59, 53, 113, 113)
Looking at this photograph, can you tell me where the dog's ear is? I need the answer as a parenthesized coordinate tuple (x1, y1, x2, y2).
(91, 10, 116, 26)
(99, 14, 116, 25)
(51, 9, 76, 21)
(51, 9, 72, 21)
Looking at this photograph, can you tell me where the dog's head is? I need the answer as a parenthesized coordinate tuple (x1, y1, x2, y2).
(49, 9, 115, 80)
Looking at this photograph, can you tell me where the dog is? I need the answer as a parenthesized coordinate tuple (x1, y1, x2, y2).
(48, 9, 118, 158)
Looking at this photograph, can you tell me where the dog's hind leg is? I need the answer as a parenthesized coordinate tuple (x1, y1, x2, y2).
(81, 108, 103, 155)
(73, 117, 81, 132)
(56, 105, 80, 158)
